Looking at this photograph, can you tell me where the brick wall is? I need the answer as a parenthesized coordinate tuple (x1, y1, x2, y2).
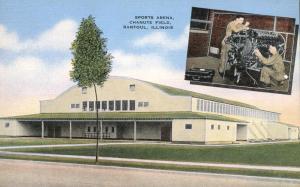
(187, 32, 209, 57)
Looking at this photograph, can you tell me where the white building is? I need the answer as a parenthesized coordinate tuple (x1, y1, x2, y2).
(0, 76, 299, 143)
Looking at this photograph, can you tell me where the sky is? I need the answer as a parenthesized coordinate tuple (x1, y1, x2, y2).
(0, 0, 299, 125)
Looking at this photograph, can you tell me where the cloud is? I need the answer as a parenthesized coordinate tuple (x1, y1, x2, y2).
(0, 56, 73, 99)
(0, 19, 77, 52)
(0, 56, 73, 117)
(0, 25, 22, 51)
(133, 25, 189, 51)
(111, 50, 183, 84)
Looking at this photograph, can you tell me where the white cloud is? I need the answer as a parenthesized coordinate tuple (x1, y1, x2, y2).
(111, 50, 183, 85)
(133, 25, 189, 51)
(0, 56, 73, 117)
(0, 25, 22, 51)
(0, 56, 73, 99)
(0, 19, 77, 52)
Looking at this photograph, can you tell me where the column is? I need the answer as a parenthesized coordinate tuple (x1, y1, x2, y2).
(100, 120, 103, 141)
(133, 121, 136, 141)
(41, 121, 44, 138)
(69, 121, 72, 139)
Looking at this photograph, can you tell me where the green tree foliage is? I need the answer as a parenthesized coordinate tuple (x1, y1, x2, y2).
(70, 15, 112, 87)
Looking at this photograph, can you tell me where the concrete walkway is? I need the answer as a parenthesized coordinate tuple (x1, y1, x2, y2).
(1, 150, 300, 172)
(0, 139, 298, 150)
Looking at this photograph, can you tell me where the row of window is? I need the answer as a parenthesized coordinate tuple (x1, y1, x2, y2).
(138, 101, 149, 107)
(211, 124, 230, 131)
(86, 126, 115, 133)
(81, 100, 137, 112)
(197, 99, 278, 121)
(71, 104, 80, 109)
(184, 124, 230, 131)
(71, 100, 150, 111)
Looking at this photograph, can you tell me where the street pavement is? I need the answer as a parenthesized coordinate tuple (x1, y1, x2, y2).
(0, 159, 299, 187)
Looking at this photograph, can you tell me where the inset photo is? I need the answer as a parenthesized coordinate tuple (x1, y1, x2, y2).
(185, 7, 298, 94)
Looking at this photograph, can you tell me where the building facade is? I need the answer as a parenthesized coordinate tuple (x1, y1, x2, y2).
(0, 76, 299, 143)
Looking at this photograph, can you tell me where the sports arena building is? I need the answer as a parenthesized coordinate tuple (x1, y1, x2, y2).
(0, 76, 298, 143)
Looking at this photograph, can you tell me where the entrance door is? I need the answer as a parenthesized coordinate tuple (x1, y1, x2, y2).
(236, 124, 247, 141)
(48, 126, 61, 138)
(161, 126, 171, 141)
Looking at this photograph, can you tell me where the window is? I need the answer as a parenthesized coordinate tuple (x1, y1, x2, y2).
(227, 126, 230, 130)
(224, 104, 228, 114)
(93, 126, 97, 132)
(129, 84, 135, 91)
(111, 126, 115, 133)
(200, 99, 204, 111)
(218, 125, 221, 130)
(185, 124, 192, 129)
(96, 101, 100, 109)
(144, 102, 149, 107)
(122, 100, 128, 110)
(102, 101, 107, 111)
(105, 126, 109, 133)
(138, 102, 143, 107)
(109, 100, 114, 111)
(115, 100, 121, 111)
(211, 125, 214, 130)
(210, 102, 214, 112)
(87, 126, 91, 132)
(131, 100, 136, 110)
(89, 101, 94, 111)
(72, 103, 80, 109)
(5, 123, 9, 128)
(203, 100, 208, 111)
(220, 104, 223, 113)
(82, 101, 87, 111)
(207, 101, 211, 112)
(190, 8, 210, 30)
(82, 87, 87, 94)
(216, 103, 220, 113)
(213, 102, 217, 113)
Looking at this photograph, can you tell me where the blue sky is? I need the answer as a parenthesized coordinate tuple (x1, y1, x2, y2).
(0, 0, 298, 66)
(0, 0, 299, 124)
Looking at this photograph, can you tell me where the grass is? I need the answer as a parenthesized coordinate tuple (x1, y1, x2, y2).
(1, 154, 300, 179)
(0, 137, 99, 147)
(7, 142, 300, 167)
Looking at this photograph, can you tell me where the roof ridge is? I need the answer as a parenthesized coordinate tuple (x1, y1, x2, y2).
(144, 81, 258, 109)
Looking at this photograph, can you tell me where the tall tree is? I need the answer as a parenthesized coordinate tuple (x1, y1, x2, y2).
(70, 15, 112, 163)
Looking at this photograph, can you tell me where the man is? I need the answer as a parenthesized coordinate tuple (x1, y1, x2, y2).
(219, 15, 250, 74)
(254, 45, 287, 87)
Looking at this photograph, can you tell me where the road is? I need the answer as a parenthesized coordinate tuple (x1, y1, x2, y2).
(0, 159, 299, 187)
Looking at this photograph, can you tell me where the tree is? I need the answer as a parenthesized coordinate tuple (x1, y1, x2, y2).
(70, 15, 112, 163)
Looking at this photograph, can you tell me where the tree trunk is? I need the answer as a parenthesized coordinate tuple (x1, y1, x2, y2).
(93, 83, 100, 163)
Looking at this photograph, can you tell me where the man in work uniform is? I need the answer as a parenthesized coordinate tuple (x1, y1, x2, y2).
(219, 15, 250, 74)
(254, 45, 287, 87)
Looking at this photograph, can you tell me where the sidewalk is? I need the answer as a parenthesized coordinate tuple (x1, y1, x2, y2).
(1, 139, 298, 150)
(1, 150, 300, 172)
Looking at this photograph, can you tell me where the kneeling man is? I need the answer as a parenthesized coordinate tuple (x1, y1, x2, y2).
(254, 45, 287, 87)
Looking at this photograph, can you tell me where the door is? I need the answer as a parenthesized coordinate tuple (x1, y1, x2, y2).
(161, 126, 171, 141)
(48, 126, 61, 138)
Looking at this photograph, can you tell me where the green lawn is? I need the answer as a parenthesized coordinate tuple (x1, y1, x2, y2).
(7, 142, 300, 167)
(0, 138, 98, 146)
